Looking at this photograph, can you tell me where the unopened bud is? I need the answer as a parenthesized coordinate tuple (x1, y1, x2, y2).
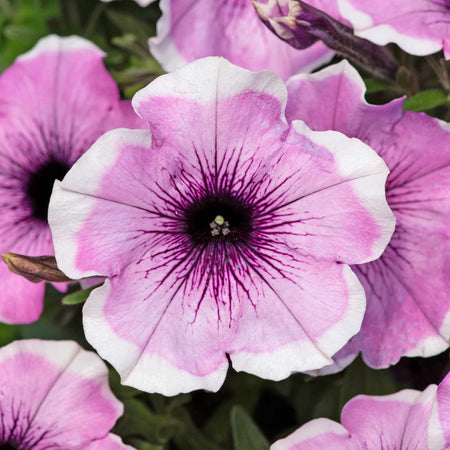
(253, 0, 398, 80)
(2, 253, 72, 283)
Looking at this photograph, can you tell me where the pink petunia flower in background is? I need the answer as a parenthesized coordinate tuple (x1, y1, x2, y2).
(286, 60, 450, 371)
(339, 0, 450, 59)
(149, 0, 335, 81)
(49, 57, 394, 395)
(0, 339, 132, 449)
(271, 370, 450, 449)
(0, 35, 144, 325)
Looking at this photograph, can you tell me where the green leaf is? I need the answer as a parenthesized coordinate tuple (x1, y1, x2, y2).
(0, 323, 19, 347)
(106, 10, 154, 42)
(339, 357, 397, 409)
(364, 78, 393, 93)
(231, 405, 269, 450)
(126, 439, 164, 450)
(61, 285, 98, 305)
(114, 397, 180, 444)
(403, 89, 449, 112)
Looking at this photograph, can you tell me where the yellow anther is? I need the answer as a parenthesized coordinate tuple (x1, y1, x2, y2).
(214, 215, 225, 226)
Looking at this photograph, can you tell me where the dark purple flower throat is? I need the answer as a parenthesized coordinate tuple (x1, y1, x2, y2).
(25, 159, 70, 222)
(185, 194, 253, 244)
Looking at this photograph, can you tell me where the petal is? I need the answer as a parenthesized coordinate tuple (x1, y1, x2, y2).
(83, 263, 230, 396)
(228, 262, 366, 379)
(286, 61, 450, 368)
(339, 0, 447, 57)
(271, 418, 357, 450)
(285, 60, 404, 138)
(428, 371, 450, 449)
(0, 35, 144, 172)
(0, 262, 45, 324)
(0, 340, 123, 448)
(268, 121, 394, 264)
(49, 130, 154, 279)
(149, 0, 333, 81)
(0, 225, 53, 325)
(341, 388, 437, 449)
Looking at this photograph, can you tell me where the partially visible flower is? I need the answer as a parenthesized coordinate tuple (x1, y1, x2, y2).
(271, 371, 450, 449)
(0, 35, 145, 325)
(0, 339, 132, 449)
(49, 57, 394, 395)
(286, 60, 450, 370)
(149, 0, 334, 81)
(339, 0, 450, 59)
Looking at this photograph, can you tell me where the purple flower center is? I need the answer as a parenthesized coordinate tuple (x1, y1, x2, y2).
(184, 195, 253, 244)
(0, 444, 19, 450)
(25, 159, 70, 222)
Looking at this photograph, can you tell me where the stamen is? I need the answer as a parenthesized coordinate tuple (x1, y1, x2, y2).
(210, 216, 230, 236)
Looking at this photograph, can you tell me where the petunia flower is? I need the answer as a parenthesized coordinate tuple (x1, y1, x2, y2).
(0, 34, 144, 325)
(149, 0, 334, 81)
(339, 0, 450, 59)
(286, 60, 450, 370)
(271, 370, 450, 449)
(0, 339, 132, 449)
(49, 57, 394, 395)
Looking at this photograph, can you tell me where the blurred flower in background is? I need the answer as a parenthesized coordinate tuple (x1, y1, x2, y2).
(0, 34, 144, 324)
(0, 339, 131, 449)
(286, 60, 450, 371)
(272, 370, 450, 449)
(149, 0, 335, 80)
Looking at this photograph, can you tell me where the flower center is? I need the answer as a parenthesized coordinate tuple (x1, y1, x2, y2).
(25, 159, 70, 222)
(0, 444, 19, 450)
(185, 195, 252, 244)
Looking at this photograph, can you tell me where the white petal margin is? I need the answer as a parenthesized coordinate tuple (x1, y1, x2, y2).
(48, 129, 152, 280)
(230, 265, 366, 379)
(132, 56, 288, 122)
(338, 0, 443, 56)
(292, 120, 395, 262)
(149, 0, 186, 72)
(428, 373, 450, 450)
(271, 418, 350, 449)
(0, 339, 123, 417)
(17, 34, 105, 61)
(83, 280, 229, 396)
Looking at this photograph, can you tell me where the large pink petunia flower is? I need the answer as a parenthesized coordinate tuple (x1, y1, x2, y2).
(0, 339, 132, 449)
(49, 57, 394, 395)
(339, 0, 450, 59)
(0, 35, 144, 325)
(286, 60, 450, 370)
(149, 0, 334, 81)
(272, 370, 450, 449)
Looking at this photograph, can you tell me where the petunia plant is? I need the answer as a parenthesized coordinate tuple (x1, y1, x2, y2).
(0, 0, 448, 449)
